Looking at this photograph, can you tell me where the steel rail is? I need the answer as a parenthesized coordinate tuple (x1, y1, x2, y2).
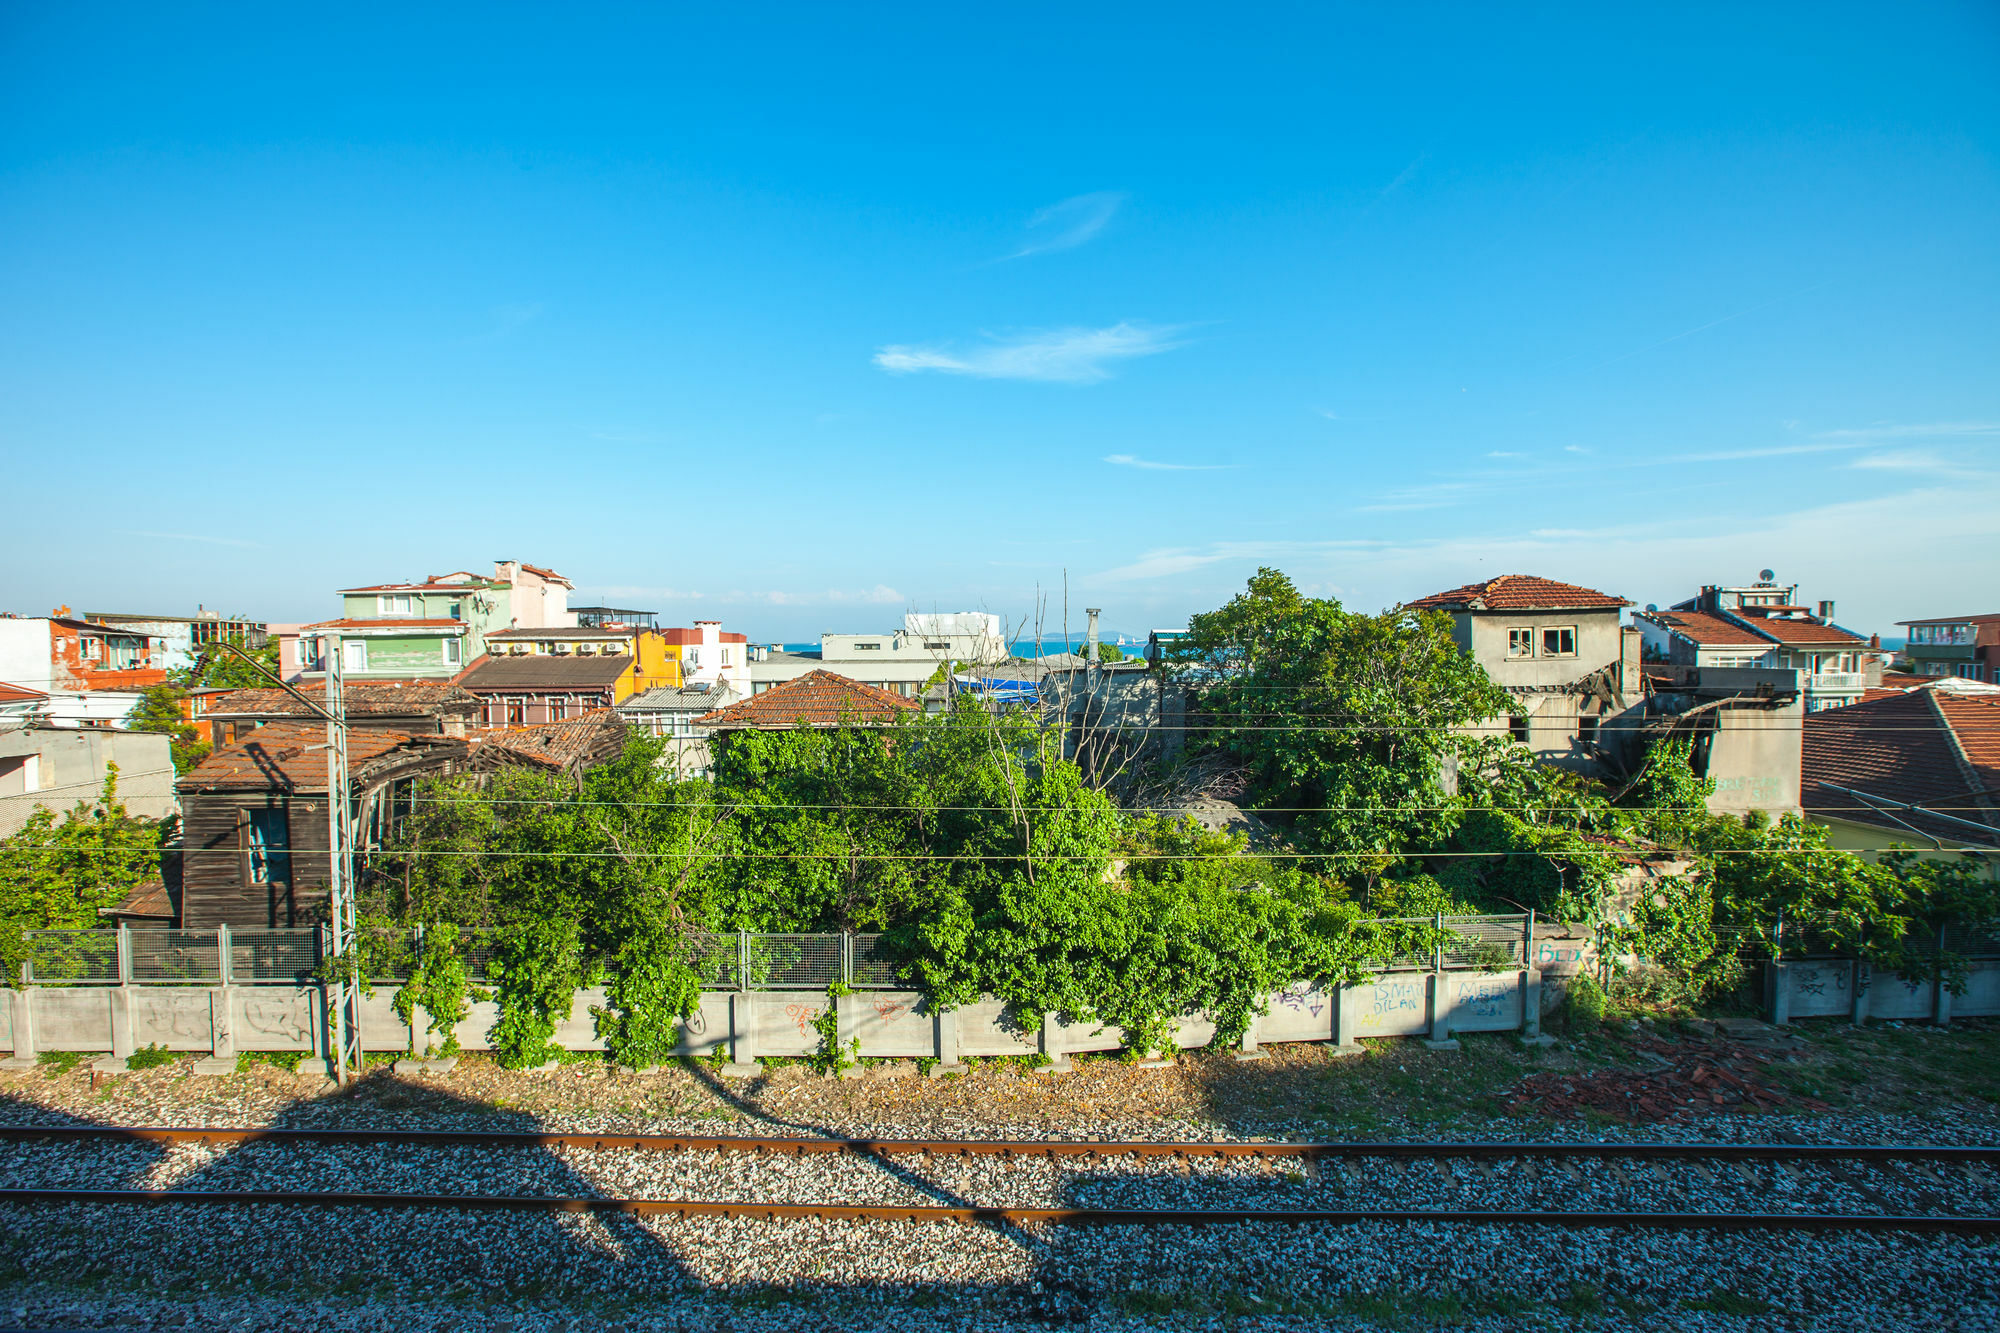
(0, 1187, 1991, 1234)
(1, 1125, 1997, 1165)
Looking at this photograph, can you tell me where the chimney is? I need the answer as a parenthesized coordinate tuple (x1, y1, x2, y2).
(1085, 608, 1102, 663)
(1818, 600, 1835, 621)
(1869, 632, 1881, 649)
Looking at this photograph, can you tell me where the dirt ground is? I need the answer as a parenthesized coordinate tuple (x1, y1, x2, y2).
(6, 1015, 1996, 1139)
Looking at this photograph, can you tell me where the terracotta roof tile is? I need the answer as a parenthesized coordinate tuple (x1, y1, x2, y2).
(206, 681, 481, 718)
(467, 710, 628, 770)
(0, 682, 49, 704)
(1742, 618, 1865, 645)
(456, 655, 634, 690)
(177, 721, 456, 792)
(1637, 610, 1771, 647)
(1406, 575, 1630, 613)
(1802, 691, 2000, 846)
(695, 669, 920, 730)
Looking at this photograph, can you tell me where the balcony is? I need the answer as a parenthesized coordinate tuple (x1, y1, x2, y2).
(1803, 672, 1865, 695)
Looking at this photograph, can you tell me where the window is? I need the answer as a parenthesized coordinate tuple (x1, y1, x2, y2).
(1508, 716, 1529, 743)
(377, 595, 412, 615)
(855, 642, 882, 651)
(1506, 628, 1533, 658)
(443, 637, 461, 666)
(245, 808, 290, 885)
(1541, 627, 1576, 657)
(1956, 663, 1982, 679)
(550, 699, 566, 721)
(924, 640, 951, 650)
(507, 701, 525, 726)
(1577, 715, 1599, 745)
(343, 640, 368, 672)
(721, 649, 731, 666)
(447, 601, 461, 620)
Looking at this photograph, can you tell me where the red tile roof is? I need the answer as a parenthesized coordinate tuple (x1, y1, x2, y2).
(467, 710, 629, 771)
(1406, 575, 1630, 613)
(657, 627, 750, 645)
(337, 583, 490, 594)
(206, 681, 481, 718)
(177, 721, 460, 792)
(1802, 691, 2000, 846)
(1638, 610, 1771, 647)
(517, 563, 572, 586)
(0, 682, 49, 704)
(1898, 613, 2000, 626)
(1743, 618, 1865, 646)
(302, 618, 467, 631)
(695, 669, 920, 730)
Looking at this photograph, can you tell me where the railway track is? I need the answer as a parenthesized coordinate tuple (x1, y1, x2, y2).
(2, 1125, 1997, 1233)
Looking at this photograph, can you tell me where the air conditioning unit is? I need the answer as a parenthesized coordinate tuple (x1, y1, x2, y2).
(507, 645, 526, 656)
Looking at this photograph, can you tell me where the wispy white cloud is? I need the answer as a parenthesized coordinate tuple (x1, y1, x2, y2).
(1092, 539, 1381, 583)
(1563, 445, 1591, 455)
(1486, 451, 1524, 459)
(737, 585, 906, 607)
(136, 530, 261, 549)
(1816, 421, 2000, 441)
(1103, 454, 1235, 472)
(998, 191, 1127, 261)
(874, 322, 1187, 384)
(1662, 441, 1865, 464)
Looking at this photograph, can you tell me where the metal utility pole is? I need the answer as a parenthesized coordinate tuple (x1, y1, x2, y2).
(321, 631, 361, 1085)
(194, 632, 359, 1084)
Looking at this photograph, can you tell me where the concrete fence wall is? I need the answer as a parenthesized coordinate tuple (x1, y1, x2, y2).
(1765, 958, 2000, 1026)
(1, 966, 1546, 1069)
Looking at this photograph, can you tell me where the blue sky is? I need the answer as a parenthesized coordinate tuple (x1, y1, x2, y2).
(3, 5, 1996, 640)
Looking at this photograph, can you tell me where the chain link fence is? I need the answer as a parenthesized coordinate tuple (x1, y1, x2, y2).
(27, 913, 1985, 991)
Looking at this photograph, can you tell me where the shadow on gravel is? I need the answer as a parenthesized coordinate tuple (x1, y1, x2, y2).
(0, 1076, 1130, 1326)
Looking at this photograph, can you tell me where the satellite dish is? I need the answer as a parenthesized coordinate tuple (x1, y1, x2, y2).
(1645, 604, 1658, 613)
(1759, 568, 1775, 583)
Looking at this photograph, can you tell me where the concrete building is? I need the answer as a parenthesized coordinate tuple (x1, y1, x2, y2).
(1896, 613, 2000, 683)
(0, 725, 178, 835)
(1630, 609, 1778, 670)
(80, 610, 266, 675)
(1406, 575, 1641, 771)
(1663, 575, 1873, 712)
(617, 681, 745, 776)
(0, 615, 169, 727)
(303, 560, 576, 681)
(454, 652, 638, 727)
(748, 612, 1008, 698)
(483, 618, 711, 697)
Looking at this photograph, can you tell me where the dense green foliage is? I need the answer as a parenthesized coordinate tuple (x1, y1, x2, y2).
(130, 684, 209, 775)
(1163, 568, 1512, 858)
(0, 769, 166, 984)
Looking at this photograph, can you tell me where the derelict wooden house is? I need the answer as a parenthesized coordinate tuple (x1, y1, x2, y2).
(202, 681, 482, 748)
(175, 722, 469, 928)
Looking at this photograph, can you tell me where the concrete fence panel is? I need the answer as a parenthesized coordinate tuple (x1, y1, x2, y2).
(840, 992, 932, 1057)
(751, 993, 826, 1057)
(1960, 961, 2000, 1017)
(1255, 984, 1335, 1043)
(952, 999, 1039, 1058)
(1447, 972, 1525, 1033)
(236, 989, 319, 1051)
(131, 990, 220, 1050)
(1348, 974, 1432, 1038)
(29, 989, 112, 1052)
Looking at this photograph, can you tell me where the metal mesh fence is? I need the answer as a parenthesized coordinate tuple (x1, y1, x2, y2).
(1441, 914, 1529, 969)
(746, 933, 845, 989)
(229, 929, 322, 984)
(22, 931, 119, 985)
(127, 930, 221, 985)
(850, 934, 910, 988)
(685, 933, 739, 988)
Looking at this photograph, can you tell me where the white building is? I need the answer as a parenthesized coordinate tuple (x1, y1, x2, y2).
(748, 612, 1009, 697)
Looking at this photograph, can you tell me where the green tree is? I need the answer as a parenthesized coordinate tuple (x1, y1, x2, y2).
(0, 768, 165, 983)
(129, 683, 209, 774)
(1166, 568, 1513, 858)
